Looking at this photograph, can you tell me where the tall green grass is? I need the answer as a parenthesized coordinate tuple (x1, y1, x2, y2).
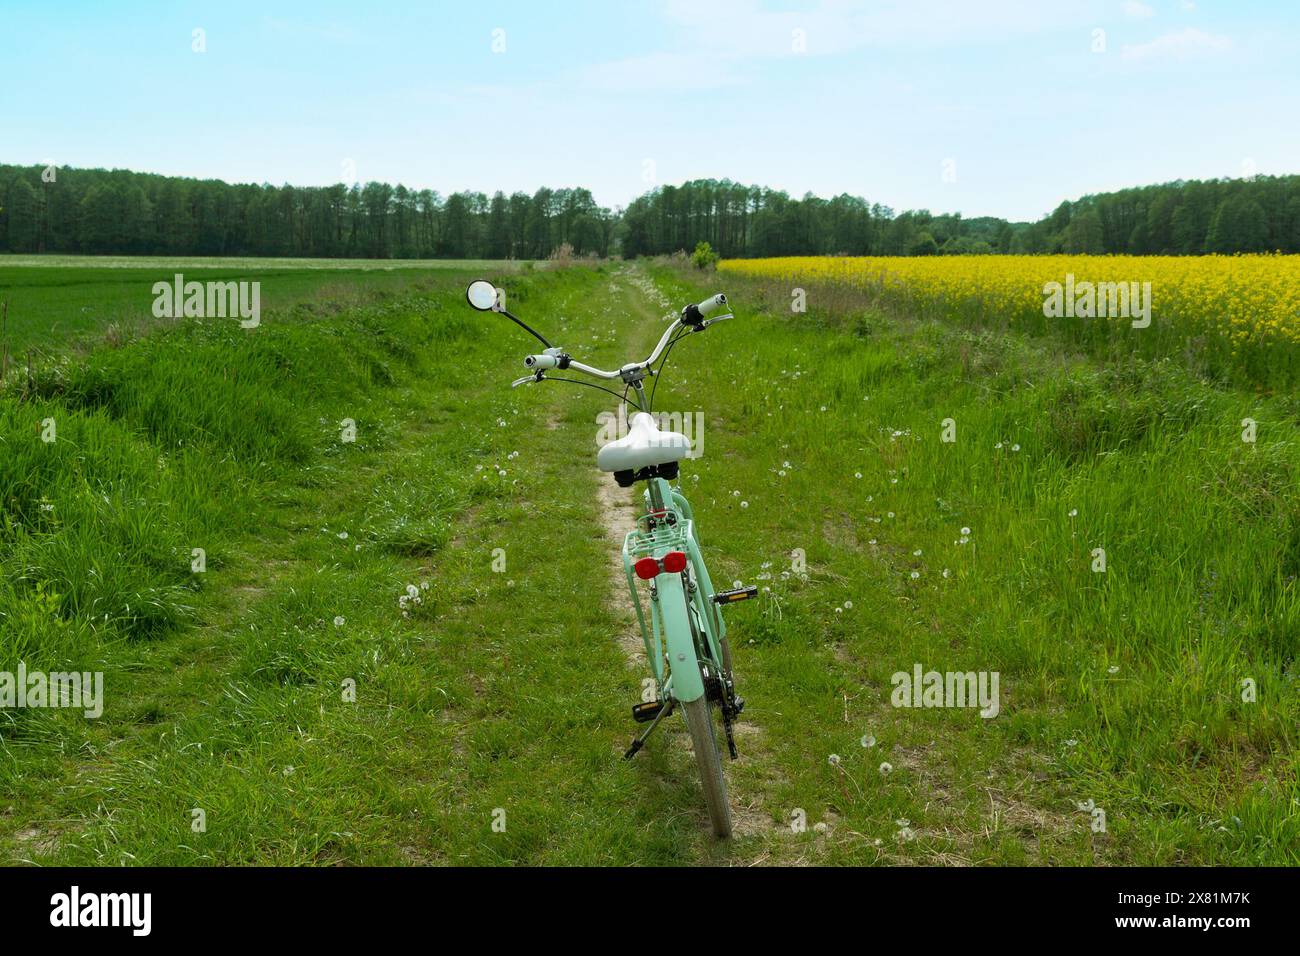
(650, 262, 1299, 863)
(2, 255, 1293, 865)
(0, 277, 491, 721)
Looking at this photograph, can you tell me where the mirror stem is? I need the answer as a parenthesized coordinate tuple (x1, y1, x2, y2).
(499, 309, 553, 349)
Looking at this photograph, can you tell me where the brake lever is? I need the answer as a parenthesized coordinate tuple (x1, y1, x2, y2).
(699, 313, 735, 329)
(511, 372, 543, 388)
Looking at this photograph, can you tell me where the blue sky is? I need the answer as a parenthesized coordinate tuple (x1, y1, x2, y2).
(1, 0, 1296, 221)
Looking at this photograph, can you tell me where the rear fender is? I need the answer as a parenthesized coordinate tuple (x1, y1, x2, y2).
(654, 572, 704, 703)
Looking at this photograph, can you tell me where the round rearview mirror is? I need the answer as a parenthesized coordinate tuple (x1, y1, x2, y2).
(466, 280, 499, 312)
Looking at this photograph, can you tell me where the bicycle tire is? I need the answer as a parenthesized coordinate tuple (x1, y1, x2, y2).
(682, 696, 732, 838)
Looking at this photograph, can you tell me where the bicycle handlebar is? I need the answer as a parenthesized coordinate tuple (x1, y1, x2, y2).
(683, 293, 727, 324)
(521, 292, 730, 383)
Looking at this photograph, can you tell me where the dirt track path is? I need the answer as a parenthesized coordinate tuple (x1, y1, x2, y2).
(593, 473, 646, 666)
(591, 267, 775, 850)
(589, 266, 669, 673)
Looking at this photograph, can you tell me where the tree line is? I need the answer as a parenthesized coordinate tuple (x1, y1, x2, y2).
(0, 164, 615, 259)
(2, 162, 1298, 259)
(622, 175, 1300, 257)
(620, 181, 1014, 257)
(1014, 176, 1300, 255)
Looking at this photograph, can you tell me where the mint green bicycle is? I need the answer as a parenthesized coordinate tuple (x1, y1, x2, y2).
(466, 279, 755, 838)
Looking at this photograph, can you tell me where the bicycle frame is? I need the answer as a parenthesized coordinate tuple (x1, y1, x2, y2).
(617, 381, 729, 706)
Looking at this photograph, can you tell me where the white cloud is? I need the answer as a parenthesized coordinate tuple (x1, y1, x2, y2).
(1122, 1, 1155, 18)
(657, 0, 1096, 56)
(572, 52, 747, 92)
(557, 1, 1102, 94)
(1121, 27, 1231, 61)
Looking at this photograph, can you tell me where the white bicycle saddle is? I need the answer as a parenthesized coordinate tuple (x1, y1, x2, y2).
(597, 412, 692, 473)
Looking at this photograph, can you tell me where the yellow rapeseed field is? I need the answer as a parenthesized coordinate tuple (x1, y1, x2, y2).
(720, 254, 1300, 384)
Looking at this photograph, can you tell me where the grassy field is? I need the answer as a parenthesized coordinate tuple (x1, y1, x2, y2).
(0, 256, 514, 270)
(0, 255, 1295, 865)
(651, 262, 1298, 863)
(0, 255, 529, 356)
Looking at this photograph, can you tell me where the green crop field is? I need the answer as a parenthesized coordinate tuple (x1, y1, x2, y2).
(0, 255, 530, 356)
(0, 256, 1295, 866)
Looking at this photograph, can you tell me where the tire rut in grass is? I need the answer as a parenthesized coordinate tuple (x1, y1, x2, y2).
(592, 472, 646, 666)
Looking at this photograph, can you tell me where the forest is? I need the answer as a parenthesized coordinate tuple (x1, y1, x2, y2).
(2, 162, 1298, 260)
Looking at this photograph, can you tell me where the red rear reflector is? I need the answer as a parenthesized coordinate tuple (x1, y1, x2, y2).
(634, 557, 661, 580)
(661, 551, 687, 574)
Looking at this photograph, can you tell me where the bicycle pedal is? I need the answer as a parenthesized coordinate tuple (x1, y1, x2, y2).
(712, 585, 758, 605)
(632, 700, 665, 723)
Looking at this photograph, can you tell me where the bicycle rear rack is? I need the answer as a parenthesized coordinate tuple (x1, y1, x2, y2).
(622, 508, 691, 696)
(624, 507, 690, 560)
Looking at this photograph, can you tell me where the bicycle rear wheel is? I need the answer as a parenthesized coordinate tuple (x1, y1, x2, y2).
(681, 696, 732, 838)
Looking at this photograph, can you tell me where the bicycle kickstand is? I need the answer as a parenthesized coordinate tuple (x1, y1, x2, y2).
(624, 698, 677, 760)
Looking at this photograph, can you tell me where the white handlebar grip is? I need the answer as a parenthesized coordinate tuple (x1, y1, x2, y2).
(524, 354, 559, 370)
(696, 293, 727, 317)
